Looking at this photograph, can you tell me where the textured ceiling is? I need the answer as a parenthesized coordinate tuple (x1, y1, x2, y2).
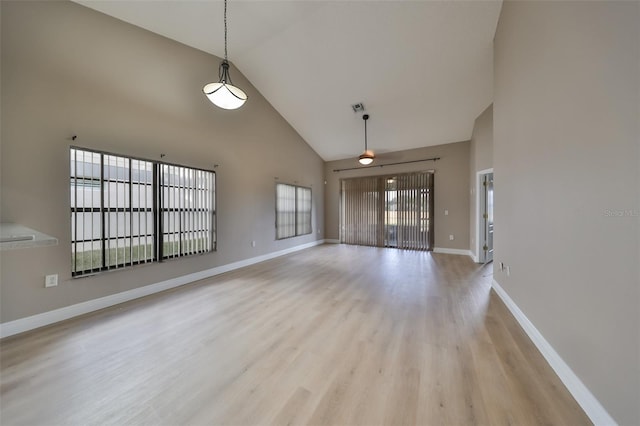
(74, 0, 502, 161)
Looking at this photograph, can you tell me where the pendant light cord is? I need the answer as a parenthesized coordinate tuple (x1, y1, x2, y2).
(224, 0, 228, 62)
(364, 119, 368, 150)
(363, 114, 369, 151)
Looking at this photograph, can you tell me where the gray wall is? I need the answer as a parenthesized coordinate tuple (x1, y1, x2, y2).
(324, 141, 470, 251)
(0, 1, 324, 323)
(494, 1, 639, 424)
(468, 104, 493, 259)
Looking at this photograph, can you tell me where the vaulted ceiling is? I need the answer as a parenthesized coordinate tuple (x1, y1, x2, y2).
(74, 0, 502, 161)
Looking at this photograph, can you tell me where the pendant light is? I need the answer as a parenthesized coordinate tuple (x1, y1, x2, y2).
(203, 0, 247, 110)
(358, 114, 375, 165)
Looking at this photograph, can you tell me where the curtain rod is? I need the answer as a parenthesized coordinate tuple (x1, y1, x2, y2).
(332, 157, 441, 172)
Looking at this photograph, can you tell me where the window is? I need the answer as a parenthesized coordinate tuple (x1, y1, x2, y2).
(275, 183, 312, 239)
(160, 164, 215, 259)
(70, 147, 215, 276)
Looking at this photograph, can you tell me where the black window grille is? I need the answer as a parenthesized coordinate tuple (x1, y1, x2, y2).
(70, 147, 215, 276)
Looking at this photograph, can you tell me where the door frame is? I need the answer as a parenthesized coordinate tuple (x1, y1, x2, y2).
(476, 168, 493, 263)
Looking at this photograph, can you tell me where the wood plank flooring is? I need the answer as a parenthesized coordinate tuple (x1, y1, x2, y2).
(0, 244, 591, 425)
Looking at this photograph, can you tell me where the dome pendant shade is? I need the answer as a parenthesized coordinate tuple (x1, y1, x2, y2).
(203, 82, 247, 110)
(203, 80, 247, 110)
(358, 114, 375, 165)
(203, 60, 247, 110)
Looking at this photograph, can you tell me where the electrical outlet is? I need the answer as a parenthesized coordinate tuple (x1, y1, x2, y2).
(251, 241, 256, 247)
(444, 209, 449, 216)
(45, 274, 58, 288)
(449, 234, 454, 241)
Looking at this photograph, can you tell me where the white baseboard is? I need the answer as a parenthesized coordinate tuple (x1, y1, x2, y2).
(491, 279, 617, 426)
(433, 247, 474, 259)
(324, 239, 340, 244)
(0, 240, 325, 339)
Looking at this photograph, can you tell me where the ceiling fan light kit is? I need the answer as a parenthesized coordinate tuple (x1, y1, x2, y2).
(358, 151, 375, 165)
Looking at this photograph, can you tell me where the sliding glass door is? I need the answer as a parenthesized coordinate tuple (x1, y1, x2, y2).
(340, 172, 434, 251)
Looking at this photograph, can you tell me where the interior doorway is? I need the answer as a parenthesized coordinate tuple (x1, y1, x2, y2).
(477, 169, 494, 263)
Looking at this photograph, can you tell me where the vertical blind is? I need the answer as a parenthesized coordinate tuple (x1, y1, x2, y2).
(341, 176, 383, 247)
(276, 183, 297, 239)
(340, 172, 434, 251)
(276, 183, 312, 239)
(296, 186, 312, 236)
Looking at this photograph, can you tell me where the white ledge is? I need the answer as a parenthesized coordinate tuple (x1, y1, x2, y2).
(0, 223, 58, 250)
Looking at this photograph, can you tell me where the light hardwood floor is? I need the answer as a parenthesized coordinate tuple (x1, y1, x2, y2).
(1, 244, 591, 425)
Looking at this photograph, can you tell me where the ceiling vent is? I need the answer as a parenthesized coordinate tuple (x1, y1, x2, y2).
(351, 103, 365, 113)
